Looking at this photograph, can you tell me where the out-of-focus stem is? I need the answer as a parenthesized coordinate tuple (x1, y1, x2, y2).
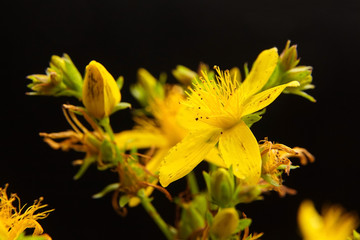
(138, 190, 176, 240)
(187, 171, 199, 195)
(101, 117, 123, 164)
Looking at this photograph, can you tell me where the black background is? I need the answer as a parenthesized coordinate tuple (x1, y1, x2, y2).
(2, 0, 360, 239)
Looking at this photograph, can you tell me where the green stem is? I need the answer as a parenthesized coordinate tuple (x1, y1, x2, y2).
(100, 117, 123, 164)
(101, 117, 115, 141)
(138, 190, 176, 240)
(187, 171, 199, 195)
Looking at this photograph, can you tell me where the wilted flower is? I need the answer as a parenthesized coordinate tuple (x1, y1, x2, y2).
(259, 139, 314, 195)
(40, 104, 111, 179)
(0, 184, 53, 240)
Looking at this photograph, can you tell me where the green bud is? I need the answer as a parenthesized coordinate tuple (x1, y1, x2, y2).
(234, 184, 262, 204)
(282, 66, 311, 82)
(210, 168, 235, 208)
(48, 54, 83, 99)
(100, 139, 116, 164)
(261, 40, 315, 102)
(26, 68, 65, 96)
(177, 194, 207, 239)
(27, 54, 83, 99)
(172, 65, 197, 86)
(130, 68, 165, 108)
(279, 41, 299, 70)
(210, 208, 239, 239)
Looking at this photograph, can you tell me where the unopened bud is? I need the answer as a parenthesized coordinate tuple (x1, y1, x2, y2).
(172, 65, 197, 85)
(83, 61, 121, 119)
(50, 54, 83, 95)
(210, 168, 234, 207)
(210, 208, 239, 239)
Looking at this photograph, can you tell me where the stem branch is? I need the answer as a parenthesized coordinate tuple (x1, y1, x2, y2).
(138, 190, 176, 240)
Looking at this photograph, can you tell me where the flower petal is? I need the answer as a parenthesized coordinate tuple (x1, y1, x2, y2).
(159, 128, 222, 187)
(205, 147, 227, 168)
(242, 81, 299, 116)
(115, 130, 168, 150)
(218, 121, 261, 184)
(240, 48, 279, 99)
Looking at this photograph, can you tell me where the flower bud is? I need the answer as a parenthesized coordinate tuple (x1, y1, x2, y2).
(234, 184, 262, 204)
(262, 40, 315, 102)
(210, 208, 239, 239)
(50, 54, 83, 95)
(177, 195, 207, 239)
(83, 60, 121, 119)
(172, 65, 197, 86)
(26, 69, 65, 96)
(27, 54, 83, 99)
(210, 168, 234, 208)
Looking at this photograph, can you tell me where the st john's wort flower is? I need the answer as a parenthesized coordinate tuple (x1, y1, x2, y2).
(159, 48, 299, 187)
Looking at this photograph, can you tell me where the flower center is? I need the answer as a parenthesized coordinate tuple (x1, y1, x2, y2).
(184, 66, 243, 129)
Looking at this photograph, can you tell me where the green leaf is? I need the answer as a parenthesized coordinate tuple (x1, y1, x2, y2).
(119, 195, 130, 207)
(116, 76, 124, 90)
(261, 174, 280, 187)
(73, 155, 97, 180)
(112, 102, 132, 114)
(236, 218, 252, 232)
(100, 139, 116, 163)
(92, 183, 120, 199)
(242, 109, 266, 128)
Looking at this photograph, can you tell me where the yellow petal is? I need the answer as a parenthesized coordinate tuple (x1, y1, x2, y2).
(242, 81, 299, 116)
(115, 130, 168, 150)
(83, 60, 121, 119)
(176, 104, 211, 131)
(298, 200, 359, 240)
(298, 200, 323, 240)
(146, 148, 170, 173)
(240, 48, 279, 99)
(204, 147, 226, 168)
(159, 128, 222, 187)
(218, 121, 261, 184)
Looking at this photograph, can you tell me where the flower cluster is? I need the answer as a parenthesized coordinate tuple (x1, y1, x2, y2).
(19, 41, 358, 239)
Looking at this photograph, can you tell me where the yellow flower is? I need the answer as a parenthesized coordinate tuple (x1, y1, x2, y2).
(0, 184, 53, 240)
(115, 77, 225, 205)
(159, 48, 300, 187)
(298, 200, 358, 240)
(83, 60, 121, 119)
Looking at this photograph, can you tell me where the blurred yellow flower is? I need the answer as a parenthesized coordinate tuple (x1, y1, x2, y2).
(298, 200, 358, 240)
(159, 48, 300, 187)
(0, 184, 53, 240)
(116, 73, 225, 205)
(83, 60, 121, 119)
